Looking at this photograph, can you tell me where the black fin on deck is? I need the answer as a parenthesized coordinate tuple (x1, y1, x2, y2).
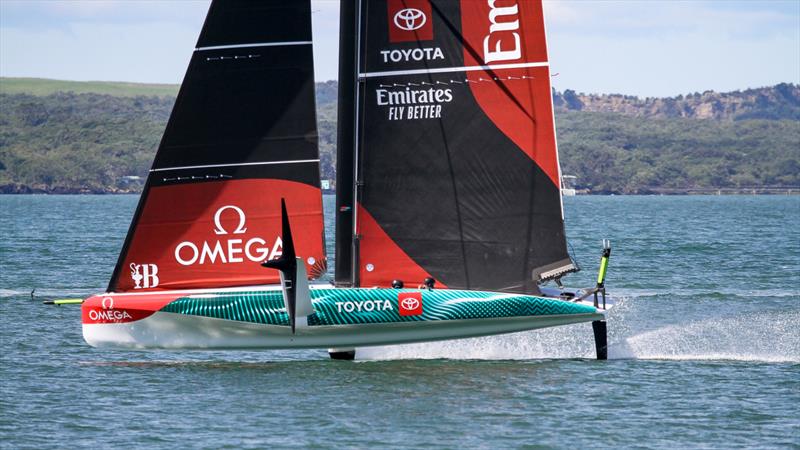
(262, 199, 298, 333)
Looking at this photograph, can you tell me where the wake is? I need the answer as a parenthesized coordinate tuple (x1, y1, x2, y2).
(360, 302, 800, 363)
(610, 311, 799, 363)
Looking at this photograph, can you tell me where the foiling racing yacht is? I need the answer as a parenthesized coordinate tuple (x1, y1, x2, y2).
(48, 0, 614, 360)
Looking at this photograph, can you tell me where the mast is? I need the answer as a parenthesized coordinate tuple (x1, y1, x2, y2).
(334, 0, 359, 287)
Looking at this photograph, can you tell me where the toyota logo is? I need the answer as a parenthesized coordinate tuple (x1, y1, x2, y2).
(394, 8, 426, 31)
(400, 297, 420, 310)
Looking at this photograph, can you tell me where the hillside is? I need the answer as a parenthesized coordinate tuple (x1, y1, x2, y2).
(556, 111, 798, 193)
(0, 78, 798, 194)
(553, 83, 800, 121)
(0, 77, 179, 98)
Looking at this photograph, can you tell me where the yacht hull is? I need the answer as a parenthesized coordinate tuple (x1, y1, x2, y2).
(82, 286, 604, 350)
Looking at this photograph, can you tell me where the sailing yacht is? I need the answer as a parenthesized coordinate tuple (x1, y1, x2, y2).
(69, 0, 613, 360)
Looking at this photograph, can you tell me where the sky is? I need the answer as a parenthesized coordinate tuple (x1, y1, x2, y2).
(1, 0, 798, 97)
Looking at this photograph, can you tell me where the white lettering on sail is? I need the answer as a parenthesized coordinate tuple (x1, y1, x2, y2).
(376, 87, 453, 105)
(380, 47, 444, 63)
(483, 0, 521, 64)
(174, 205, 282, 266)
(245, 237, 268, 261)
(376, 86, 453, 121)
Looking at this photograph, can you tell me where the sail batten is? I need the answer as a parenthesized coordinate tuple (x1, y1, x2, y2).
(150, 160, 321, 173)
(195, 41, 313, 52)
(360, 61, 549, 78)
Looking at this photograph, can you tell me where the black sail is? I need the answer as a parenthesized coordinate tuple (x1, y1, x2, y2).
(345, 0, 575, 294)
(108, 0, 326, 293)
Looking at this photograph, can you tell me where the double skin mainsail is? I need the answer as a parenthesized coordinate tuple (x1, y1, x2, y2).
(335, 0, 576, 293)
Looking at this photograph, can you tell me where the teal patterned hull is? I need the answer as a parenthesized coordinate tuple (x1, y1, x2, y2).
(83, 287, 604, 349)
(160, 288, 597, 326)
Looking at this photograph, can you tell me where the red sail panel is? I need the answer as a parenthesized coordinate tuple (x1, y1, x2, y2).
(461, 0, 549, 63)
(114, 179, 325, 292)
(356, 203, 446, 288)
(460, 0, 559, 186)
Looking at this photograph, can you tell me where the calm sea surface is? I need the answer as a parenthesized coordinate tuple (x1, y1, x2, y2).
(1, 194, 798, 449)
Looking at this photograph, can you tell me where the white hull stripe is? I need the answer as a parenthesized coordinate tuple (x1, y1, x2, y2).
(150, 159, 320, 173)
(359, 61, 549, 79)
(195, 41, 312, 52)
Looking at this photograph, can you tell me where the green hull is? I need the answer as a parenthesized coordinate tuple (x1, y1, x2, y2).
(160, 288, 597, 326)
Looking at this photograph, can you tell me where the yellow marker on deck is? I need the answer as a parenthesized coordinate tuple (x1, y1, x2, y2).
(596, 239, 612, 287)
(597, 255, 609, 285)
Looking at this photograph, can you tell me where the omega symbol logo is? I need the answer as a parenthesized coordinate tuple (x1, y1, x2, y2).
(101, 297, 114, 309)
(400, 297, 420, 311)
(394, 8, 426, 31)
(214, 205, 247, 235)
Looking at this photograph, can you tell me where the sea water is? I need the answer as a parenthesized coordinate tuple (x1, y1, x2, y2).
(0, 195, 798, 448)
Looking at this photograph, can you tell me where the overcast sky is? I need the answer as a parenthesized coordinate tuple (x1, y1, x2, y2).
(1, 0, 798, 97)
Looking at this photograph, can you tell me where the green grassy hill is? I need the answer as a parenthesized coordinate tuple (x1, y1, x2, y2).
(1, 78, 798, 194)
(0, 77, 179, 98)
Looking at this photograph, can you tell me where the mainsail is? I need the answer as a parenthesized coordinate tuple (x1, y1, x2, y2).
(108, 0, 326, 293)
(336, 0, 575, 294)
